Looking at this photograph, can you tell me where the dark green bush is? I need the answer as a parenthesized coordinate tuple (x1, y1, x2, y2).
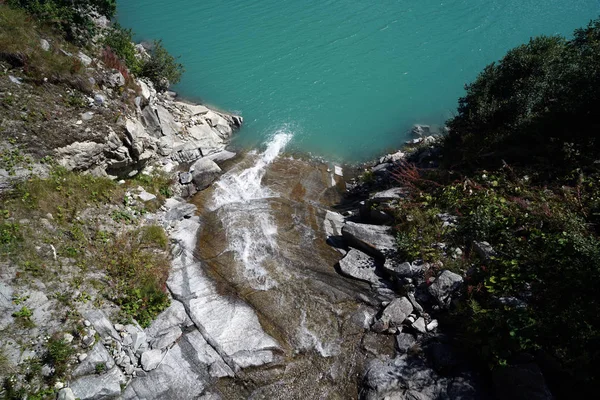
(7, 0, 116, 42)
(443, 18, 600, 174)
(139, 40, 184, 91)
(103, 23, 141, 75)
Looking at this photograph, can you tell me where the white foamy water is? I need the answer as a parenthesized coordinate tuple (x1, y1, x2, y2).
(209, 131, 293, 290)
(297, 310, 341, 358)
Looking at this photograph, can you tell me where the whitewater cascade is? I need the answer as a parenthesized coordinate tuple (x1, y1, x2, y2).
(209, 131, 293, 290)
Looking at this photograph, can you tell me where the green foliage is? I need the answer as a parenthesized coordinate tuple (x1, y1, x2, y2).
(95, 362, 106, 374)
(12, 306, 34, 328)
(394, 200, 446, 262)
(444, 18, 600, 173)
(45, 336, 74, 377)
(15, 166, 122, 222)
(139, 40, 184, 91)
(6, 0, 116, 42)
(139, 225, 169, 249)
(103, 23, 141, 75)
(97, 228, 171, 327)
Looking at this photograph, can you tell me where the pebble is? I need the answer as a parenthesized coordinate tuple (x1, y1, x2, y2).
(114, 323, 125, 332)
(54, 381, 64, 390)
(78, 353, 88, 362)
(84, 320, 91, 327)
(63, 333, 74, 343)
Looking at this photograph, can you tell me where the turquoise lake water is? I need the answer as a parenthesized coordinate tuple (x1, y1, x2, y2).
(118, 0, 600, 162)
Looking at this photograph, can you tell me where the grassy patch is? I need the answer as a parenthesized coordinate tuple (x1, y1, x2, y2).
(98, 227, 170, 328)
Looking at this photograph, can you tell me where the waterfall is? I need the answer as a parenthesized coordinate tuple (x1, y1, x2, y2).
(209, 131, 293, 290)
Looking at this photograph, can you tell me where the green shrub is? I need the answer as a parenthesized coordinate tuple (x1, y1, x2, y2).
(139, 40, 184, 91)
(103, 23, 141, 75)
(443, 18, 600, 174)
(45, 336, 74, 378)
(6, 0, 116, 42)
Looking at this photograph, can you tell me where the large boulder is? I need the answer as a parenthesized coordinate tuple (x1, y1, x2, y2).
(191, 158, 222, 190)
(341, 221, 396, 259)
(380, 297, 414, 328)
(338, 248, 382, 284)
(72, 343, 115, 377)
(428, 270, 463, 308)
(383, 260, 428, 280)
(70, 366, 126, 400)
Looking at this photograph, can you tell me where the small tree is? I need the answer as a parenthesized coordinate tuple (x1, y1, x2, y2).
(139, 40, 184, 92)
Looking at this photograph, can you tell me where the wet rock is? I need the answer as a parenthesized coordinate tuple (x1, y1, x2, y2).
(205, 150, 236, 165)
(338, 249, 382, 284)
(428, 270, 463, 308)
(164, 198, 196, 221)
(73, 343, 115, 377)
(411, 124, 431, 137)
(71, 366, 126, 400)
(341, 221, 396, 259)
(381, 297, 414, 328)
(191, 158, 222, 190)
(492, 363, 553, 400)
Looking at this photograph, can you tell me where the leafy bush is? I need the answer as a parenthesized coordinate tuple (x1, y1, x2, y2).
(139, 40, 184, 91)
(102, 23, 141, 75)
(443, 18, 600, 174)
(6, 0, 116, 42)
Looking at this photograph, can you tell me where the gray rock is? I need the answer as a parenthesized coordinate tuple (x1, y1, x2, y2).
(338, 248, 381, 284)
(370, 188, 408, 202)
(145, 300, 191, 350)
(137, 189, 157, 202)
(123, 331, 233, 400)
(94, 94, 106, 106)
(396, 333, 417, 354)
(412, 317, 427, 334)
(168, 216, 280, 370)
(73, 343, 115, 377)
(206, 150, 237, 164)
(56, 141, 105, 171)
(191, 158, 222, 190)
(361, 356, 446, 400)
(341, 221, 396, 259)
(82, 309, 121, 341)
(71, 366, 126, 400)
(57, 388, 76, 400)
(107, 71, 125, 87)
(141, 349, 163, 371)
(381, 297, 414, 327)
(473, 241, 497, 261)
(77, 51, 93, 66)
(8, 75, 22, 85)
(384, 260, 427, 279)
(411, 124, 431, 137)
(179, 172, 193, 185)
(82, 112, 94, 121)
(141, 106, 163, 138)
(492, 363, 553, 400)
(156, 105, 180, 137)
(40, 39, 50, 51)
(428, 270, 463, 307)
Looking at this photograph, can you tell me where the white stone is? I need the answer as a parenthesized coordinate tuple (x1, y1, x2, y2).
(141, 349, 163, 371)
